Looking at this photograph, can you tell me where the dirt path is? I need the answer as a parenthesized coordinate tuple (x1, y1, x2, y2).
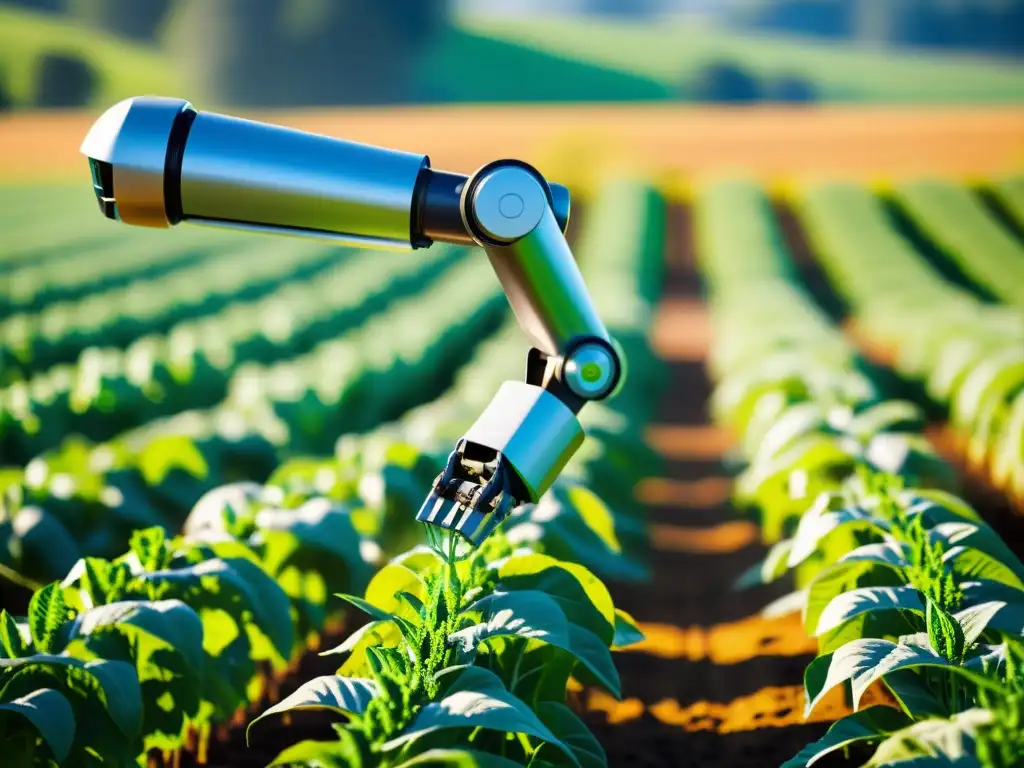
(3, 105, 1022, 184)
(577, 204, 851, 767)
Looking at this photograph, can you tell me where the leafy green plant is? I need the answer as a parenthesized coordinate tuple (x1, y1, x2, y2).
(250, 523, 642, 767)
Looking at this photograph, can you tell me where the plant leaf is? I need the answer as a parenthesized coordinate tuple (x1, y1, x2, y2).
(864, 709, 993, 766)
(926, 599, 965, 663)
(0, 688, 76, 762)
(882, 669, 947, 720)
(957, 599, 1024, 641)
(63, 599, 205, 673)
(28, 583, 70, 654)
(0, 655, 142, 739)
(612, 609, 644, 649)
(932, 522, 1024, 589)
(379, 666, 579, 765)
(452, 590, 620, 698)
(497, 553, 616, 644)
(255, 498, 371, 588)
(361, 563, 426, 619)
(267, 733, 366, 767)
(781, 706, 913, 768)
(333, 594, 419, 643)
(247, 676, 378, 742)
(392, 749, 525, 767)
(0, 609, 27, 658)
(815, 586, 924, 636)
(804, 639, 1000, 717)
(535, 701, 607, 768)
(788, 504, 886, 569)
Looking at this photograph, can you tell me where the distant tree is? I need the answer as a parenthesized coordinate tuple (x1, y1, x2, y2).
(33, 52, 98, 107)
(692, 61, 763, 103)
(1, 0, 64, 12)
(0, 72, 13, 111)
(163, 0, 451, 107)
(65, 0, 174, 42)
(771, 74, 818, 103)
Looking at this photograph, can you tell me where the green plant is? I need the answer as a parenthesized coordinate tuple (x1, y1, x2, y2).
(250, 526, 641, 766)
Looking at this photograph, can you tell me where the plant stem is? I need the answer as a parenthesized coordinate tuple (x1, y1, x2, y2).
(0, 562, 43, 593)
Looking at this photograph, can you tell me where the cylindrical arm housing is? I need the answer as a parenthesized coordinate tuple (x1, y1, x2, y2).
(80, 96, 570, 251)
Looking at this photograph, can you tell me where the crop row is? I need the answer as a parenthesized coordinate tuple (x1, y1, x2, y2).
(886, 179, 1024, 306)
(700, 179, 1024, 768)
(0, 232, 344, 380)
(797, 183, 1024, 508)
(0, 256, 507, 580)
(0, 177, 663, 767)
(0, 244, 464, 460)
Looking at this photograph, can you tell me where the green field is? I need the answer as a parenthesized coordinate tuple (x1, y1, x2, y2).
(3, 5, 1024, 109)
(461, 13, 1024, 103)
(0, 6, 181, 107)
(1, 161, 1023, 765)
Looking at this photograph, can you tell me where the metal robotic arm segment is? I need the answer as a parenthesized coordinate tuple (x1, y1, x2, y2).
(80, 96, 623, 545)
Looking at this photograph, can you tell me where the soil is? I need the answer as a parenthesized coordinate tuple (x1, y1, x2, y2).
(3, 106, 1022, 184)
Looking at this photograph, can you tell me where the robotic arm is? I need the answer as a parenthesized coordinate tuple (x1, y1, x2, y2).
(80, 96, 623, 545)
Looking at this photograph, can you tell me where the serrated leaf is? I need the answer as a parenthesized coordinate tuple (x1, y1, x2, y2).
(926, 599, 965, 663)
(247, 676, 378, 741)
(0, 609, 27, 658)
(28, 583, 70, 654)
(379, 666, 578, 765)
(0, 688, 76, 762)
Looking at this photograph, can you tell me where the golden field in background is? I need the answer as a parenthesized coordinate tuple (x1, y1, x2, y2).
(1, 105, 1021, 187)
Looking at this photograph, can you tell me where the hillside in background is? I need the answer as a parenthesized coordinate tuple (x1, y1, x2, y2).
(0, 0, 1022, 109)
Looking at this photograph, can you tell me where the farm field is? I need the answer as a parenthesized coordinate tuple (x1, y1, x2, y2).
(1, 106, 1023, 184)
(0, 108, 1023, 767)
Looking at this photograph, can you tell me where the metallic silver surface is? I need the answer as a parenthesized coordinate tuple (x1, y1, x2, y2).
(470, 165, 547, 242)
(474, 190, 610, 358)
(79, 96, 190, 227)
(563, 341, 617, 399)
(549, 183, 571, 235)
(179, 111, 427, 250)
(462, 381, 584, 502)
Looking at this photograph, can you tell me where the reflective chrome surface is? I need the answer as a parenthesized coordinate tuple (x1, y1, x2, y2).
(475, 192, 610, 357)
(563, 341, 617, 399)
(79, 96, 192, 227)
(179, 111, 428, 250)
(471, 165, 547, 242)
(462, 381, 584, 502)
